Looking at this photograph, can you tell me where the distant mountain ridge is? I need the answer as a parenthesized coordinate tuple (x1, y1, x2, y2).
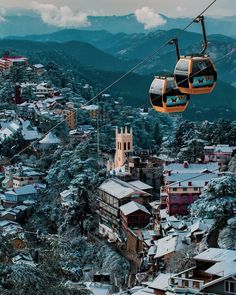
(0, 38, 235, 121)
(5, 29, 235, 84)
(0, 9, 236, 37)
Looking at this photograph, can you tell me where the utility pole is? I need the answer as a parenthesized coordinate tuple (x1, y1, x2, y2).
(97, 108, 100, 154)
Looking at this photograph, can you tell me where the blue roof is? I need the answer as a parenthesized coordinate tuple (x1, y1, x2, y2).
(15, 185, 37, 195)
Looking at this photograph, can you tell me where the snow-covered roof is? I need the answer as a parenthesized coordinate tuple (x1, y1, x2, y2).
(133, 287, 154, 295)
(159, 209, 178, 221)
(190, 219, 214, 234)
(164, 162, 219, 174)
(39, 132, 60, 144)
(194, 248, 236, 262)
(12, 254, 35, 267)
(128, 180, 153, 191)
(149, 273, 173, 291)
(82, 104, 99, 111)
(168, 173, 218, 188)
(99, 178, 150, 200)
(120, 201, 150, 216)
(11, 185, 37, 195)
(204, 144, 236, 153)
(155, 154, 176, 162)
(154, 234, 183, 259)
(21, 120, 40, 141)
(85, 282, 111, 295)
(33, 64, 44, 69)
(205, 261, 236, 277)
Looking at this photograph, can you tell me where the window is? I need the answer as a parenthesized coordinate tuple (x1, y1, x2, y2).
(124, 142, 126, 150)
(194, 188, 198, 191)
(128, 142, 130, 150)
(150, 79, 164, 107)
(183, 188, 187, 191)
(150, 93, 163, 107)
(225, 281, 236, 294)
(172, 188, 177, 192)
(176, 60, 189, 72)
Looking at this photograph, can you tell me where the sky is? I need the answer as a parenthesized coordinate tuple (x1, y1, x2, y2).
(0, 0, 236, 29)
(1, 0, 236, 17)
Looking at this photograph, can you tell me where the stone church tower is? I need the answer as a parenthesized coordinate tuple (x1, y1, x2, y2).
(115, 126, 133, 168)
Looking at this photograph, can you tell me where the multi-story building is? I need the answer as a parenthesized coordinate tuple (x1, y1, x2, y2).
(2, 166, 45, 189)
(120, 201, 151, 230)
(167, 248, 236, 295)
(163, 162, 219, 215)
(52, 105, 77, 129)
(0, 56, 28, 71)
(98, 177, 151, 239)
(204, 144, 236, 168)
(33, 82, 55, 98)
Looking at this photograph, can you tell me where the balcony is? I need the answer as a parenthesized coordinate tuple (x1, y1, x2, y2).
(168, 267, 209, 292)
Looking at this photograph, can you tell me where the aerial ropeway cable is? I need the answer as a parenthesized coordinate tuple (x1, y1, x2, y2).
(6, 0, 234, 161)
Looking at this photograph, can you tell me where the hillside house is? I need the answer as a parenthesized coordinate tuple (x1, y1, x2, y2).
(3, 185, 37, 207)
(162, 162, 219, 215)
(204, 144, 236, 168)
(120, 201, 151, 230)
(0, 56, 28, 71)
(98, 178, 151, 239)
(167, 248, 236, 295)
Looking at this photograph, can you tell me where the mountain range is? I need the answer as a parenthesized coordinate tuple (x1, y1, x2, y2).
(0, 9, 236, 37)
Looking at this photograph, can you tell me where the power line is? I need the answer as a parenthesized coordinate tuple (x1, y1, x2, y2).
(6, 0, 220, 161)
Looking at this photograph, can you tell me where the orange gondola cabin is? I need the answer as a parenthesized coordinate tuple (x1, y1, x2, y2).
(149, 76, 190, 113)
(174, 55, 217, 95)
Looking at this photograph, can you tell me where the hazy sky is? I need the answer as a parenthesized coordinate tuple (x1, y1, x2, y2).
(1, 0, 236, 17)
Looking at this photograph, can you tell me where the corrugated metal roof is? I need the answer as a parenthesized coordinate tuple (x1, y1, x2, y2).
(194, 248, 236, 262)
(120, 201, 150, 216)
(99, 178, 150, 200)
(205, 261, 236, 277)
(128, 180, 153, 191)
(164, 162, 218, 173)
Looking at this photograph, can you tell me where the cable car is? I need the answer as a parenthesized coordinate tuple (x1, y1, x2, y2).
(149, 76, 190, 113)
(174, 15, 217, 95)
(174, 55, 217, 95)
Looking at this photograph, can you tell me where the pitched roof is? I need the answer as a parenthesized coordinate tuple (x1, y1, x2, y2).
(154, 234, 183, 259)
(128, 180, 153, 191)
(14, 185, 37, 195)
(99, 178, 150, 200)
(39, 132, 60, 144)
(149, 273, 173, 291)
(194, 248, 236, 262)
(164, 162, 219, 174)
(205, 261, 236, 277)
(120, 201, 150, 216)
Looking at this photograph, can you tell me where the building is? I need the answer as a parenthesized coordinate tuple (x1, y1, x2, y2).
(204, 144, 236, 168)
(3, 185, 37, 207)
(39, 132, 61, 149)
(33, 82, 55, 98)
(52, 104, 77, 129)
(115, 126, 133, 169)
(81, 104, 99, 120)
(98, 178, 151, 239)
(167, 248, 236, 295)
(33, 64, 45, 76)
(120, 201, 151, 230)
(0, 56, 28, 71)
(148, 273, 173, 295)
(162, 162, 219, 215)
(165, 172, 218, 215)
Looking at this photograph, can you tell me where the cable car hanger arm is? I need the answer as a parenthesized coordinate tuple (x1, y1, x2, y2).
(194, 15, 208, 54)
(168, 38, 180, 61)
